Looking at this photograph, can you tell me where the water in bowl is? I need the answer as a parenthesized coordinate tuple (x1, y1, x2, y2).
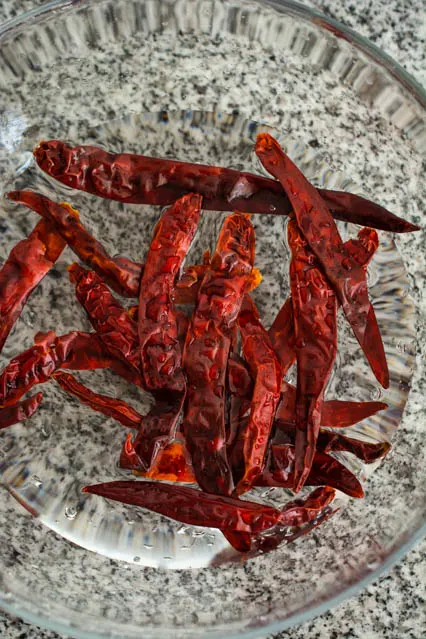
(0, 110, 416, 568)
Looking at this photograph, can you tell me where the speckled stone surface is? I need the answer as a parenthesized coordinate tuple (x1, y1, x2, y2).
(0, 1, 424, 638)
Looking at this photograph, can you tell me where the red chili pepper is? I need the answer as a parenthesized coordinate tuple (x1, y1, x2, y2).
(0, 330, 134, 407)
(268, 227, 379, 376)
(276, 381, 388, 429)
(287, 217, 338, 491)
(231, 296, 282, 494)
(256, 445, 364, 498)
(83, 480, 283, 534)
(274, 422, 391, 463)
(183, 213, 256, 496)
(8, 190, 141, 298)
(68, 264, 141, 378)
(0, 217, 65, 355)
(120, 195, 202, 472)
(256, 133, 389, 389)
(34, 140, 419, 233)
(53, 372, 142, 429)
(316, 430, 391, 463)
(0, 392, 43, 430)
(8, 190, 259, 304)
(223, 486, 336, 552)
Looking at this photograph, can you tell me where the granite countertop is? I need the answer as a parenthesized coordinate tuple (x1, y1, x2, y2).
(0, 0, 424, 638)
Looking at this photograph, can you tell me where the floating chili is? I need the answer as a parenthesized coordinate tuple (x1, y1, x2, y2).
(183, 213, 256, 496)
(54, 372, 142, 429)
(231, 295, 282, 494)
(83, 480, 283, 534)
(287, 217, 338, 491)
(121, 195, 201, 471)
(0, 217, 65, 355)
(257, 445, 364, 498)
(0, 392, 43, 430)
(34, 140, 419, 233)
(68, 264, 141, 378)
(256, 133, 389, 389)
(223, 486, 336, 552)
(276, 381, 388, 429)
(274, 422, 391, 463)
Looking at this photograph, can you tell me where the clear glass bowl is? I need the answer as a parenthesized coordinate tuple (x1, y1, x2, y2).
(0, 1, 424, 637)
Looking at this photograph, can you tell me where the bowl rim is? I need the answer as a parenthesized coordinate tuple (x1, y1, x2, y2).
(0, 0, 424, 638)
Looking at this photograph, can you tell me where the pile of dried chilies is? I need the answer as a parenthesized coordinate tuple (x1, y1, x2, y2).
(0, 133, 418, 554)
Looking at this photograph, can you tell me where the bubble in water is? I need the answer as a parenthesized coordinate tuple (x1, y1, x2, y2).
(143, 543, 152, 550)
(133, 556, 140, 563)
(192, 530, 205, 538)
(65, 505, 78, 520)
(176, 525, 188, 535)
(32, 475, 43, 488)
(370, 387, 383, 400)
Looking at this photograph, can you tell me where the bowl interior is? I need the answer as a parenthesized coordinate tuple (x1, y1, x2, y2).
(0, 1, 424, 637)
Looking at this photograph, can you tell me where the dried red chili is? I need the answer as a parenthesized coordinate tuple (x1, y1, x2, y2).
(223, 486, 336, 552)
(34, 140, 418, 233)
(0, 330, 138, 407)
(0, 217, 65, 355)
(120, 195, 202, 472)
(68, 264, 141, 378)
(276, 381, 388, 429)
(256, 133, 389, 389)
(54, 372, 142, 429)
(83, 480, 284, 534)
(231, 295, 282, 494)
(0, 392, 43, 430)
(287, 217, 338, 491)
(274, 421, 391, 463)
(183, 213, 256, 496)
(257, 445, 364, 498)
(316, 430, 391, 463)
(268, 226, 380, 376)
(8, 190, 141, 298)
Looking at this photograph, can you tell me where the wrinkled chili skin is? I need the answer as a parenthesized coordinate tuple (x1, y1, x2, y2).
(268, 226, 380, 378)
(54, 372, 142, 429)
(8, 190, 141, 298)
(68, 264, 141, 378)
(288, 218, 338, 492)
(256, 444, 364, 498)
(0, 392, 43, 429)
(83, 480, 283, 533)
(0, 217, 65, 355)
(256, 133, 389, 389)
(183, 213, 256, 496)
(120, 195, 201, 472)
(276, 382, 388, 429)
(316, 430, 391, 463)
(231, 295, 282, 494)
(223, 486, 336, 552)
(34, 140, 419, 233)
(0, 330, 131, 407)
(138, 194, 201, 393)
(275, 421, 391, 463)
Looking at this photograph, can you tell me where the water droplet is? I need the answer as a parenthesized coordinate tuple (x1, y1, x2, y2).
(127, 519, 135, 526)
(40, 425, 50, 439)
(32, 475, 43, 488)
(133, 556, 140, 563)
(176, 525, 188, 535)
(65, 505, 78, 520)
(370, 387, 382, 401)
(192, 529, 205, 538)
(366, 558, 381, 571)
(143, 543, 152, 549)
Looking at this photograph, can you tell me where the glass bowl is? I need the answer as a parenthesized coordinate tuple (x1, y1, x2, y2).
(0, 0, 424, 637)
